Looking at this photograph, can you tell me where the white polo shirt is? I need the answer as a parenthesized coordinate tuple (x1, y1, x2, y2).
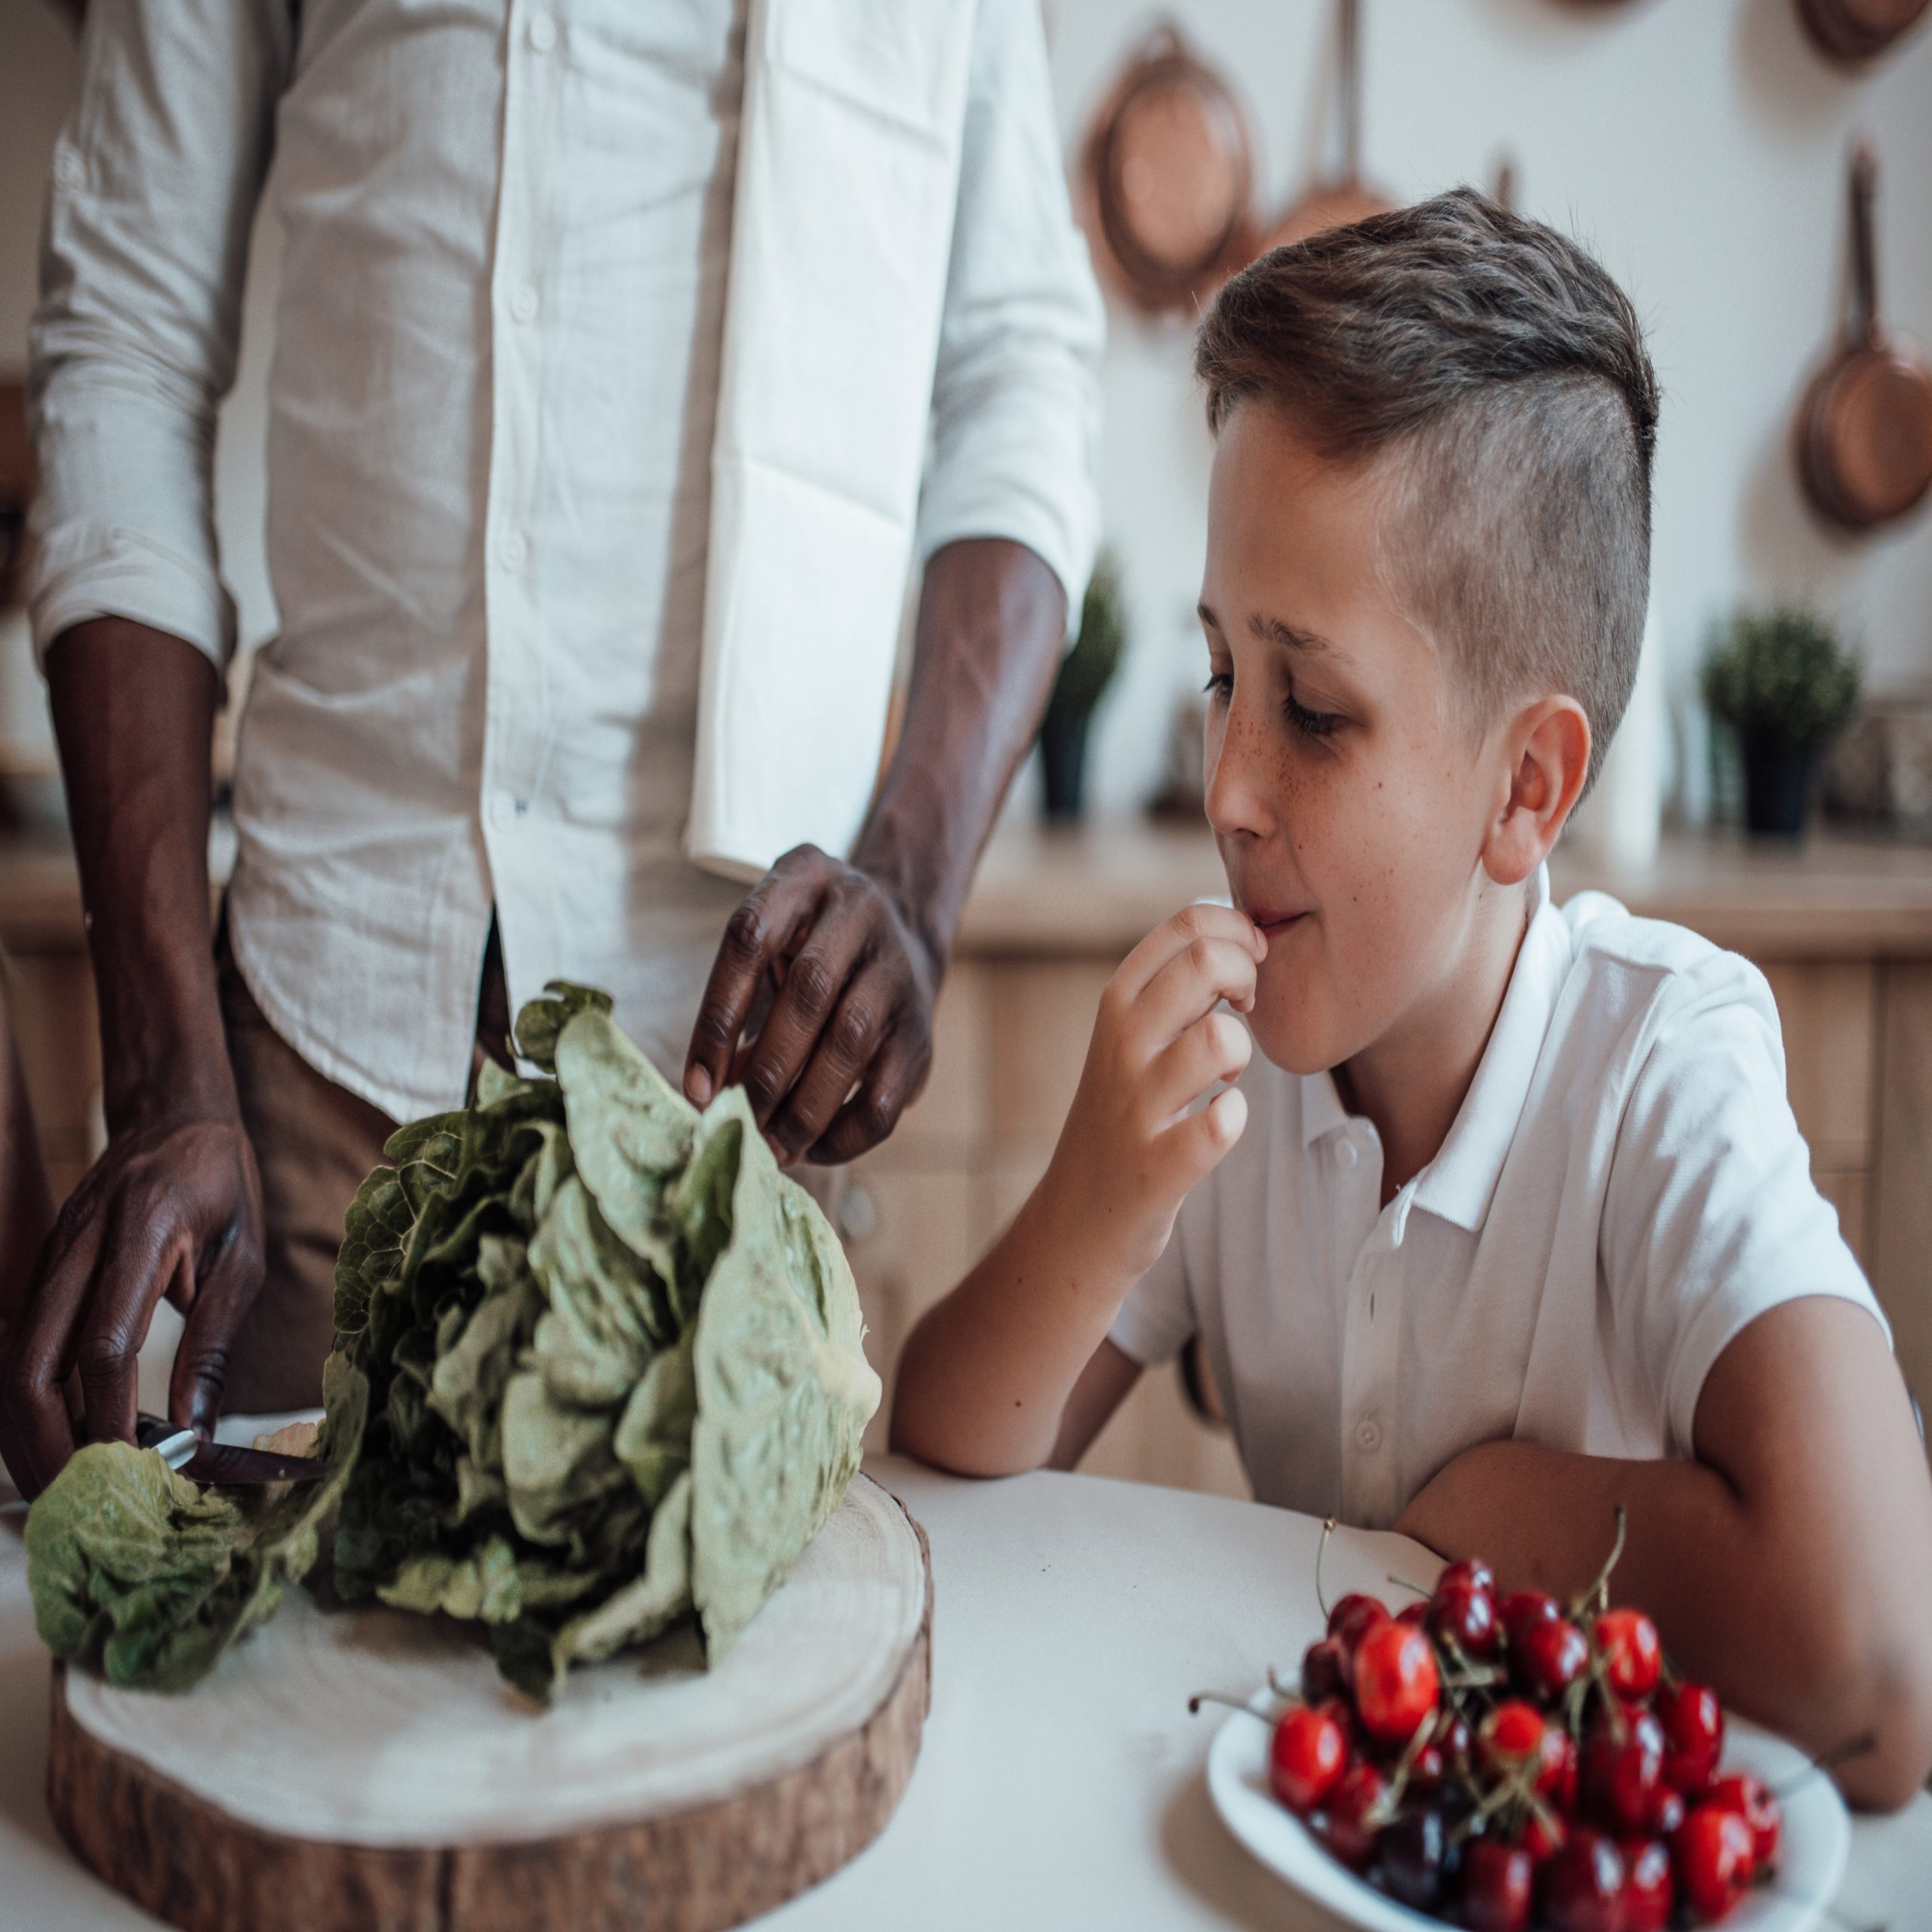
(1108, 869, 1888, 1529)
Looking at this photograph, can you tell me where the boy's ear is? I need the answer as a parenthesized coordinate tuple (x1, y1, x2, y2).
(1481, 696, 1592, 888)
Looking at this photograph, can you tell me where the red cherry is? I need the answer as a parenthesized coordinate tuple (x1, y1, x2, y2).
(1580, 1709, 1665, 1835)
(1396, 1599, 1430, 1629)
(1618, 1837, 1675, 1932)
(1269, 1704, 1348, 1814)
(1655, 1681, 1725, 1796)
(1300, 1637, 1349, 1706)
(1647, 1786, 1687, 1838)
(1672, 1804, 1756, 1920)
(1523, 1805, 1568, 1865)
(1593, 1607, 1662, 1699)
(1537, 1829, 1626, 1932)
(1328, 1592, 1391, 1664)
(1352, 1618, 1441, 1743)
(1433, 1708, 1474, 1771)
(1536, 1723, 1579, 1814)
(1460, 1838, 1534, 1932)
(1318, 1758, 1389, 1869)
(1514, 1617, 1590, 1705)
(1314, 1694, 1364, 1755)
(1439, 1555, 1495, 1596)
(1480, 1698, 1546, 1767)
(1706, 1774, 1781, 1868)
(1428, 1576, 1502, 1659)
(1499, 1589, 1561, 1647)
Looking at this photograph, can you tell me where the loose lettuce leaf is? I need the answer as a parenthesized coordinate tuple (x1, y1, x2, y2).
(512, 980, 614, 1075)
(26, 1358, 370, 1692)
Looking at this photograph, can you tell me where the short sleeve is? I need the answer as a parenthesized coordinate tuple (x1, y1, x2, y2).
(1601, 954, 1889, 1458)
(1107, 1223, 1196, 1367)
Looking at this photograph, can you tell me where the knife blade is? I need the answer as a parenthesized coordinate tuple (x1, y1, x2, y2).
(134, 1413, 329, 1486)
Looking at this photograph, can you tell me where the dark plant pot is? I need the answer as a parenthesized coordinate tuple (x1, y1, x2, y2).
(1740, 730, 1818, 839)
(1038, 713, 1091, 823)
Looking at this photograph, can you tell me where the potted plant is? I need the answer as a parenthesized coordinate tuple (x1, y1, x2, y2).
(1038, 547, 1127, 822)
(1701, 606, 1861, 838)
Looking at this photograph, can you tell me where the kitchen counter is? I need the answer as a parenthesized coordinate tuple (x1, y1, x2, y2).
(957, 817, 1932, 958)
(2, 1454, 1927, 1930)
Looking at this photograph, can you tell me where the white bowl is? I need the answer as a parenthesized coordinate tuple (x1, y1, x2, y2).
(1207, 1693, 1850, 1931)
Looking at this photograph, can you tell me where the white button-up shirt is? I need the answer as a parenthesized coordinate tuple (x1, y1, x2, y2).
(28, 0, 1101, 1121)
(1109, 869, 1887, 1528)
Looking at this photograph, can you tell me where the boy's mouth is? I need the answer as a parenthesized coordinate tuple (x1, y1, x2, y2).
(1242, 905, 1309, 939)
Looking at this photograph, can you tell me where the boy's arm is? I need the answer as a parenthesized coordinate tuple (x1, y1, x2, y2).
(1397, 1295, 1932, 1810)
(891, 906, 1261, 1476)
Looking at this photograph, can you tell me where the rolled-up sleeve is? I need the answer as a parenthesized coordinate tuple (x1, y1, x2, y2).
(27, 0, 290, 674)
(915, 0, 1103, 624)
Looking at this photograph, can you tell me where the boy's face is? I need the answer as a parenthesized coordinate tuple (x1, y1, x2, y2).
(1199, 401, 1509, 1077)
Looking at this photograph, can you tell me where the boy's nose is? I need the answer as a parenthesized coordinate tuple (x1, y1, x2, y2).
(1204, 700, 1275, 842)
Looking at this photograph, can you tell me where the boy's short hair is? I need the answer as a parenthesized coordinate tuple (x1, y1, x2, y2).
(1195, 190, 1659, 789)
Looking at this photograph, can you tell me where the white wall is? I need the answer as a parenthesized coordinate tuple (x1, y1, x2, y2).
(1043, 0, 1932, 819)
(4, 0, 1930, 822)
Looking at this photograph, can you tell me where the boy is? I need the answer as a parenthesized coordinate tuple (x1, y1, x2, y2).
(891, 193, 1932, 1807)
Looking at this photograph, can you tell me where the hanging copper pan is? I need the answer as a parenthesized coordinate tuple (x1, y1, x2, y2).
(1798, 145, 1932, 533)
(1079, 26, 1258, 318)
(1267, 0, 1395, 251)
(1796, 0, 1929, 63)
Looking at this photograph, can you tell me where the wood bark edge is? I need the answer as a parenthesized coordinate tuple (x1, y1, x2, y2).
(46, 1504, 933, 1932)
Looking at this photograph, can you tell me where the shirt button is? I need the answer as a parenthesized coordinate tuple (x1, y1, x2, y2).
(1355, 1417, 1383, 1454)
(509, 282, 540, 324)
(494, 532, 527, 571)
(528, 12, 558, 52)
(1337, 1137, 1359, 1171)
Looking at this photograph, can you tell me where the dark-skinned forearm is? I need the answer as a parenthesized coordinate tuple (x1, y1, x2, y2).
(851, 538, 1065, 969)
(46, 618, 233, 1129)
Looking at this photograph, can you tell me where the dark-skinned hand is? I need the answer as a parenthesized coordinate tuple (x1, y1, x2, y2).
(683, 844, 939, 1167)
(0, 1110, 263, 1500)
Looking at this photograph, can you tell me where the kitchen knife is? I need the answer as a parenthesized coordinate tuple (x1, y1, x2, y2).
(134, 1413, 329, 1486)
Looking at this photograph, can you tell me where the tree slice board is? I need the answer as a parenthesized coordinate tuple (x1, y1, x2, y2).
(47, 1474, 931, 1932)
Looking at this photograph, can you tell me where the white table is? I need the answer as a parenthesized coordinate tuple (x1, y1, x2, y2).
(4, 1454, 1929, 1930)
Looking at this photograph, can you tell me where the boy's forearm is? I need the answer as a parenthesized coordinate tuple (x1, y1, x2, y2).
(1398, 1439, 1927, 1808)
(889, 1171, 1134, 1476)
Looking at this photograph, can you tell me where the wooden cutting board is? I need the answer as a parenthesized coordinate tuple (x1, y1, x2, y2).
(47, 1475, 931, 1932)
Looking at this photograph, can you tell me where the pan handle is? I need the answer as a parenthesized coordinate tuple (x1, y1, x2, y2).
(1849, 143, 1880, 350)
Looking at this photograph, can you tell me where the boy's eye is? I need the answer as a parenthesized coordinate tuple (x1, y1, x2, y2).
(1203, 670, 1233, 701)
(1285, 692, 1342, 740)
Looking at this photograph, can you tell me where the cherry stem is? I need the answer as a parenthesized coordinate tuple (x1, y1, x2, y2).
(1189, 1689, 1270, 1723)
(1266, 1665, 1300, 1704)
(1570, 1503, 1628, 1622)
(1769, 1730, 1878, 1799)
(1315, 1515, 1337, 1622)
(1385, 1572, 1432, 1601)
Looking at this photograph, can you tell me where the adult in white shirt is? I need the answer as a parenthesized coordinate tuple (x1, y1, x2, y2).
(0, 0, 1101, 1495)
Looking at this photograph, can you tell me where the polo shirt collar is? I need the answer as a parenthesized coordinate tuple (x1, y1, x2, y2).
(1409, 863, 1570, 1233)
(1295, 866, 1570, 1229)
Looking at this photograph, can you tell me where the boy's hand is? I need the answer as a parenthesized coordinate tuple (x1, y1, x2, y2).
(1039, 903, 1264, 1288)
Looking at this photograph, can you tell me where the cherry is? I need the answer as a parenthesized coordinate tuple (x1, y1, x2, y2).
(1523, 1805, 1567, 1865)
(1433, 1709, 1474, 1772)
(1617, 1837, 1675, 1932)
(1329, 1592, 1392, 1666)
(1405, 1740, 1448, 1792)
(1480, 1698, 1546, 1768)
(1439, 1555, 1495, 1596)
(1300, 1637, 1349, 1706)
(1536, 1722, 1579, 1814)
(1396, 1599, 1430, 1629)
(1499, 1589, 1561, 1647)
(1593, 1607, 1662, 1699)
(1374, 1804, 1447, 1910)
(1580, 1709, 1665, 1835)
(1353, 1618, 1441, 1743)
(1428, 1576, 1501, 1660)
(1536, 1828, 1626, 1932)
(1513, 1616, 1590, 1705)
(1647, 1786, 1687, 1838)
(1459, 1838, 1534, 1932)
(1706, 1774, 1781, 1868)
(1269, 1704, 1348, 1814)
(1672, 1804, 1756, 1921)
(1655, 1680, 1724, 1796)
(1318, 1759, 1389, 1869)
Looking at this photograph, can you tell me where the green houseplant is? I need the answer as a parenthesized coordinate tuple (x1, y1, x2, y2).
(1038, 548, 1127, 821)
(1701, 607, 1861, 838)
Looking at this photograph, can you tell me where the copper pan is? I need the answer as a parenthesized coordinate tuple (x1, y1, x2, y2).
(1798, 145, 1932, 533)
(1267, 0, 1395, 251)
(1797, 0, 1929, 63)
(1078, 26, 1258, 318)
